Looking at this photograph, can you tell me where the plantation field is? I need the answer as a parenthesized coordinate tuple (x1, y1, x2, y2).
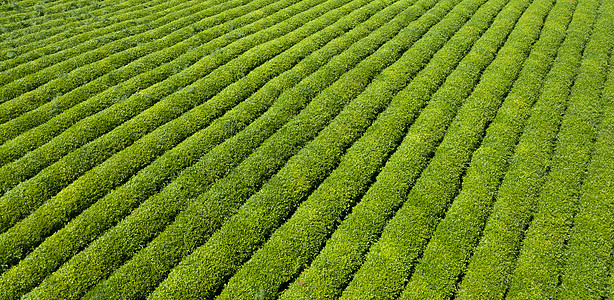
(1, 0, 613, 298)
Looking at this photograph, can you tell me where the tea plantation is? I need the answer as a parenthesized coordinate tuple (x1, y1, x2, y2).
(0, 0, 613, 298)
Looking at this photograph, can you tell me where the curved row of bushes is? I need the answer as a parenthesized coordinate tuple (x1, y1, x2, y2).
(148, 0, 469, 297)
(0, 0, 121, 53)
(217, 0, 505, 296)
(279, 0, 526, 296)
(39, 0, 437, 296)
(557, 49, 614, 299)
(2, 0, 389, 299)
(0, 0, 322, 230)
(0, 0, 342, 265)
(399, 0, 577, 297)
(505, 1, 614, 298)
(0, 0, 97, 40)
(80, 3, 422, 299)
(339, 0, 555, 296)
(0, 0, 225, 115)
(0, 0, 196, 84)
(454, 0, 601, 297)
(0, 0, 169, 68)
(82, 3, 438, 295)
(2, 0, 612, 298)
(0, 0, 97, 25)
(0, 0, 395, 297)
(0, 0, 279, 164)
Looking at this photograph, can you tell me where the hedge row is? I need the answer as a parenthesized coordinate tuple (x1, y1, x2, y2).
(0, 0, 223, 115)
(217, 0, 502, 296)
(0, 0, 276, 164)
(0, 0, 195, 85)
(504, 1, 614, 298)
(20, 0, 418, 292)
(0, 0, 115, 52)
(148, 0, 466, 297)
(398, 0, 577, 297)
(0, 0, 388, 297)
(0, 1, 172, 81)
(339, 0, 554, 296)
(0, 0, 95, 37)
(0, 0, 190, 64)
(0, 0, 166, 66)
(0, 0, 353, 274)
(556, 49, 614, 299)
(11, 1, 383, 299)
(0, 0, 318, 230)
(279, 0, 525, 297)
(454, 0, 601, 297)
(81, 2, 416, 299)
(0, 0, 97, 26)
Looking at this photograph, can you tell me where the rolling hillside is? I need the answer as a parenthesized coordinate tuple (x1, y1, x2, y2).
(0, 0, 613, 298)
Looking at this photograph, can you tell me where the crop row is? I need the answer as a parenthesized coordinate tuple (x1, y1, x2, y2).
(398, 0, 577, 297)
(0, 0, 281, 170)
(41, 0, 447, 297)
(98, 1, 456, 299)
(0, 0, 105, 50)
(25, 0, 424, 292)
(0, 0, 360, 277)
(0, 0, 194, 83)
(216, 0, 509, 296)
(0, 0, 174, 80)
(0, 0, 403, 297)
(279, 0, 525, 297)
(504, 1, 614, 298)
(0, 0, 319, 232)
(147, 0, 477, 297)
(338, 0, 554, 296)
(454, 0, 601, 297)
(0, 0, 98, 25)
(556, 48, 614, 299)
(73, 0, 440, 296)
(80, 1, 419, 299)
(0, 0, 227, 116)
(0, 0, 168, 65)
(0, 0, 93, 35)
(0, 0, 117, 30)
(3, 0, 612, 299)
(0, 0, 392, 298)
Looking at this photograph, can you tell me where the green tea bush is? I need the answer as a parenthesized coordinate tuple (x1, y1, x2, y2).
(505, 2, 614, 298)
(149, 0, 471, 297)
(340, 0, 554, 296)
(0, 0, 392, 298)
(399, 0, 577, 297)
(279, 0, 522, 297)
(0, 0, 322, 232)
(455, 0, 602, 298)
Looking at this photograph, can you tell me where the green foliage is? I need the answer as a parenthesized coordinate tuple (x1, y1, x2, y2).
(455, 0, 602, 298)
(340, 0, 553, 296)
(280, 0, 521, 297)
(0, 0, 164, 64)
(556, 50, 614, 299)
(83, 2, 412, 299)
(148, 0, 478, 297)
(0, 0, 318, 236)
(504, 1, 614, 298)
(0, 0, 226, 117)
(1, 0, 613, 298)
(0, 0, 280, 166)
(13, 0, 394, 299)
(0, 0, 339, 278)
(217, 0, 504, 295)
(399, 0, 576, 297)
